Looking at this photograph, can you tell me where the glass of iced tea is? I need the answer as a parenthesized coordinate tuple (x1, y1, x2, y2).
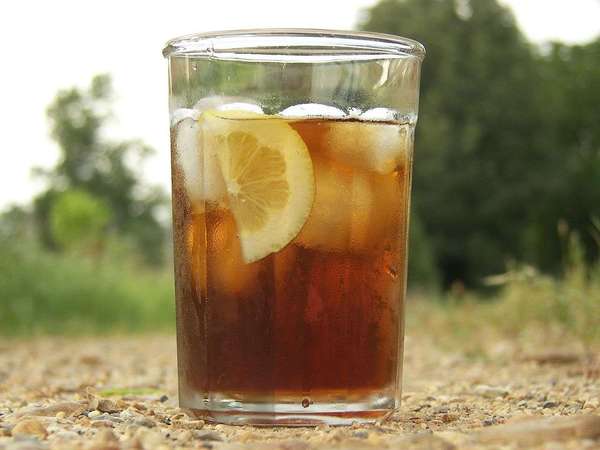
(163, 29, 424, 426)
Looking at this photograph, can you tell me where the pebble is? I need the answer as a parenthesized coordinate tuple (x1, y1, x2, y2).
(134, 417, 156, 428)
(96, 428, 118, 443)
(195, 431, 224, 441)
(90, 413, 122, 423)
(11, 419, 48, 439)
(523, 351, 580, 365)
(97, 399, 120, 413)
(133, 428, 164, 447)
(433, 406, 450, 414)
(543, 400, 559, 408)
(352, 430, 369, 439)
(474, 385, 510, 399)
(13, 402, 87, 419)
(171, 419, 205, 429)
(91, 420, 115, 428)
(177, 430, 193, 442)
(53, 430, 80, 440)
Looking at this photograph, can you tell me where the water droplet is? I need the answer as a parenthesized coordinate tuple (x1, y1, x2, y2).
(301, 398, 311, 408)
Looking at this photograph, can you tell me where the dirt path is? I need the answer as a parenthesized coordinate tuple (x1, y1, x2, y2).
(0, 335, 598, 449)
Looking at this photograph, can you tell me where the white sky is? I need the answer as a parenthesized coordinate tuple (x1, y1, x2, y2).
(1, 0, 599, 209)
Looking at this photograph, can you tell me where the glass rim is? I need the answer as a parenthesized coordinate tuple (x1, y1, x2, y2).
(162, 28, 425, 62)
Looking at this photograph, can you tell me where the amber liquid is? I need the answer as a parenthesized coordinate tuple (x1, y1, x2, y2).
(171, 118, 412, 407)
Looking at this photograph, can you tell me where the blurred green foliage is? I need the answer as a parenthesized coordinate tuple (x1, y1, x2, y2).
(0, 239, 174, 335)
(50, 190, 110, 252)
(33, 75, 167, 265)
(410, 231, 600, 346)
(362, 0, 600, 287)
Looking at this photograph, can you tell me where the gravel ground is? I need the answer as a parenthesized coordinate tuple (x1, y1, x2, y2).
(0, 334, 598, 450)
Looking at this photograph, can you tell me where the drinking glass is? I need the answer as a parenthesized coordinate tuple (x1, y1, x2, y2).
(164, 29, 425, 426)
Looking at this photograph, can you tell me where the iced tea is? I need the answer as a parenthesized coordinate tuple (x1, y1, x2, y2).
(171, 111, 413, 424)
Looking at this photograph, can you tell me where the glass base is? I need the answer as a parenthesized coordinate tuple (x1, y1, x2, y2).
(183, 395, 396, 426)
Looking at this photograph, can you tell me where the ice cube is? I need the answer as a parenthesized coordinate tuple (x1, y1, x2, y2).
(279, 103, 346, 119)
(360, 107, 399, 122)
(321, 121, 412, 174)
(296, 158, 353, 252)
(186, 210, 262, 304)
(206, 210, 261, 298)
(174, 118, 226, 206)
(348, 107, 363, 119)
(194, 96, 262, 113)
(295, 158, 403, 254)
(170, 108, 200, 127)
(216, 102, 263, 114)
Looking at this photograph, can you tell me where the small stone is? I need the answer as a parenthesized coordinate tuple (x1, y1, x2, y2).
(12, 419, 48, 439)
(133, 428, 164, 447)
(177, 430, 193, 442)
(134, 417, 155, 428)
(80, 354, 102, 365)
(441, 413, 458, 423)
(474, 385, 509, 399)
(96, 429, 118, 443)
(13, 401, 87, 419)
(88, 397, 100, 410)
(543, 401, 559, 409)
(523, 351, 580, 365)
(237, 430, 259, 443)
(352, 430, 369, 439)
(97, 413, 123, 423)
(476, 414, 600, 445)
(88, 410, 102, 418)
(55, 411, 66, 420)
(1, 423, 13, 436)
(194, 431, 223, 441)
(97, 399, 120, 413)
(124, 437, 144, 449)
(91, 420, 115, 428)
(53, 431, 80, 440)
(171, 419, 205, 429)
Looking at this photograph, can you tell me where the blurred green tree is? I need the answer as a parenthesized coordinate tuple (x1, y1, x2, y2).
(50, 190, 110, 255)
(0, 205, 33, 241)
(33, 75, 167, 265)
(361, 0, 575, 286)
(525, 40, 600, 271)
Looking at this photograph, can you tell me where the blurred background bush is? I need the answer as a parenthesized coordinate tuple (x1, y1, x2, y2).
(0, 0, 598, 340)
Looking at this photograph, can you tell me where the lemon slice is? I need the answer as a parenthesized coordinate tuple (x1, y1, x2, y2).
(201, 111, 315, 263)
